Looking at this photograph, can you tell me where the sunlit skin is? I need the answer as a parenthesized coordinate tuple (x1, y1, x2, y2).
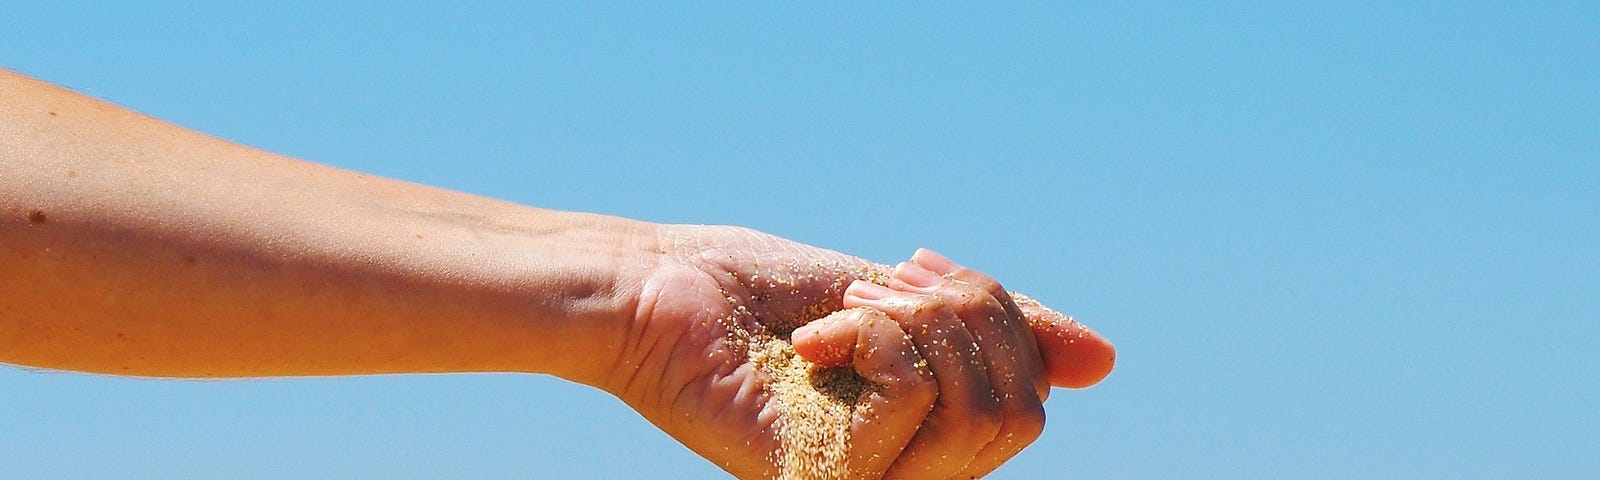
(0, 68, 1113, 479)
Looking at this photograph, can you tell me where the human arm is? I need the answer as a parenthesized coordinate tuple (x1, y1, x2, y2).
(0, 68, 649, 382)
(0, 68, 1114, 478)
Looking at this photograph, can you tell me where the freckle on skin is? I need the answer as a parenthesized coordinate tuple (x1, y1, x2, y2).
(27, 210, 47, 225)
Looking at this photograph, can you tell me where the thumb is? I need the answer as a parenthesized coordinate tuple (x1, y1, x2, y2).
(790, 308, 860, 367)
(788, 305, 936, 478)
(1014, 293, 1116, 389)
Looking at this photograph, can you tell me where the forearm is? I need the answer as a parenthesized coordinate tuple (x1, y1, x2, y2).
(0, 69, 651, 383)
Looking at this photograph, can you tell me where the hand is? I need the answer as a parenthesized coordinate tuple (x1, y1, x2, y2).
(600, 225, 1114, 479)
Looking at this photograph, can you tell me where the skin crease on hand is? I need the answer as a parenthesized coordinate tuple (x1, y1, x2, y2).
(0, 68, 1114, 480)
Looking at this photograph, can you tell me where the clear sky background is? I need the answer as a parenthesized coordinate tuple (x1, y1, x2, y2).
(2, 3, 1596, 479)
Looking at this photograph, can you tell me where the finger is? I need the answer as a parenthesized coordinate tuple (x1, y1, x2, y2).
(1013, 293, 1117, 389)
(844, 280, 1002, 479)
(913, 248, 1116, 389)
(911, 248, 1051, 400)
(891, 261, 1047, 478)
(818, 307, 937, 479)
(792, 309, 863, 367)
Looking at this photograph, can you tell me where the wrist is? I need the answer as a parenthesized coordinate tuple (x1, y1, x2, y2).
(501, 210, 663, 386)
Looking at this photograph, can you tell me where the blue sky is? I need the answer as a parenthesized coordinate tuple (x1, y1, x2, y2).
(3, 2, 1596, 478)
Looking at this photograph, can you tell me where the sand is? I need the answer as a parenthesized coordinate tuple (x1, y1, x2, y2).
(747, 308, 875, 480)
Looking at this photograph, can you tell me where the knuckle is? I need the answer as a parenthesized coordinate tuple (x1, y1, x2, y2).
(952, 269, 1007, 299)
(1008, 402, 1047, 444)
(941, 284, 1009, 322)
(969, 402, 1005, 439)
(906, 372, 938, 406)
(912, 293, 946, 311)
(891, 293, 947, 319)
(950, 392, 1005, 435)
(940, 281, 984, 302)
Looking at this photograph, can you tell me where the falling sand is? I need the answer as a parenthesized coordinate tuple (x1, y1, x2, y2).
(747, 308, 876, 480)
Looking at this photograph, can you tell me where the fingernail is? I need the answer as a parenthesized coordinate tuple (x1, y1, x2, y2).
(911, 248, 961, 274)
(894, 262, 942, 288)
(844, 280, 895, 301)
